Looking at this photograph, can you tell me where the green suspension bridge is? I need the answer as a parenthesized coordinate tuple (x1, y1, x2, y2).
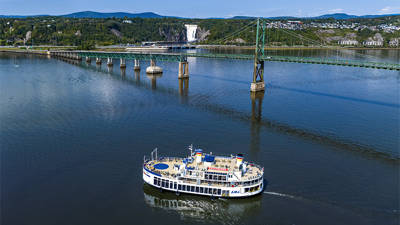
(50, 19, 400, 92)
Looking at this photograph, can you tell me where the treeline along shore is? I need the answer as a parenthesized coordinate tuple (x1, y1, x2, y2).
(1, 15, 399, 49)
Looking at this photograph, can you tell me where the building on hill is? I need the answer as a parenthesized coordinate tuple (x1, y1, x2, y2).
(338, 39, 358, 46)
(389, 38, 399, 47)
(363, 40, 383, 46)
(363, 33, 384, 46)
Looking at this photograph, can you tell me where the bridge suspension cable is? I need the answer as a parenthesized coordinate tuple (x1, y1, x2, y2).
(206, 19, 257, 45)
(275, 27, 382, 61)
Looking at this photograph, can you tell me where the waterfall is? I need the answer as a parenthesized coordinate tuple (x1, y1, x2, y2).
(185, 24, 198, 42)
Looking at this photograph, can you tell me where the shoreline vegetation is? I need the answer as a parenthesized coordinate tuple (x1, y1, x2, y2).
(1, 45, 399, 53)
(1, 16, 399, 49)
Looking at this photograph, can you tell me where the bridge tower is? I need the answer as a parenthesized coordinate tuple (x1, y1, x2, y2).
(251, 18, 266, 92)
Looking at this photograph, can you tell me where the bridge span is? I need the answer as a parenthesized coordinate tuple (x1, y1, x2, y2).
(49, 19, 400, 92)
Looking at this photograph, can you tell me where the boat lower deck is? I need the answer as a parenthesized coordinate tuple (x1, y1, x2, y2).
(143, 167, 264, 198)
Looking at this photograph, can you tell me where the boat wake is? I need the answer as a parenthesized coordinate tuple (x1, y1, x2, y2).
(263, 191, 298, 199)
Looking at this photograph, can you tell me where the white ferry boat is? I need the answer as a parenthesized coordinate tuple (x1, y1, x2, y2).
(126, 46, 169, 52)
(143, 145, 264, 198)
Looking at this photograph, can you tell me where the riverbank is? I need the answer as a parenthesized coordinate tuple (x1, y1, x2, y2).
(197, 45, 400, 50)
(0, 49, 49, 55)
(1, 45, 399, 55)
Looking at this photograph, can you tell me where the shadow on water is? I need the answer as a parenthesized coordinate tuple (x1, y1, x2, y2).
(59, 58, 398, 162)
(249, 92, 264, 156)
(269, 85, 400, 108)
(142, 184, 263, 225)
(175, 72, 400, 109)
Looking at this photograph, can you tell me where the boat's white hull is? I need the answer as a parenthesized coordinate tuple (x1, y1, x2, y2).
(126, 47, 169, 52)
(143, 167, 263, 198)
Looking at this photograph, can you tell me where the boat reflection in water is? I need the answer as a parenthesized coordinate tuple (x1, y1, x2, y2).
(143, 184, 262, 224)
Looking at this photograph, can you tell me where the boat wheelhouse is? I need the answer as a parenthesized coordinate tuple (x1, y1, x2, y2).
(143, 145, 264, 198)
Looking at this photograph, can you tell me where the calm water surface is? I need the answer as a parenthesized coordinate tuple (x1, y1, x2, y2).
(1, 49, 399, 225)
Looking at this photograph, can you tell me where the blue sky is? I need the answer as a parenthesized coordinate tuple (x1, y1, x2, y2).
(1, 0, 399, 18)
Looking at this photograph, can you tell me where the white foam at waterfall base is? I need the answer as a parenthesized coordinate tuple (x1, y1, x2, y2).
(185, 24, 198, 42)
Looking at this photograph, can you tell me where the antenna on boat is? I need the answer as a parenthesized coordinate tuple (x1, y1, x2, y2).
(189, 144, 193, 156)
(151, 148, 158, 161)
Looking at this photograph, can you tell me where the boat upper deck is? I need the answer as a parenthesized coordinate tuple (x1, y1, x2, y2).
(144, 155, 263, 183)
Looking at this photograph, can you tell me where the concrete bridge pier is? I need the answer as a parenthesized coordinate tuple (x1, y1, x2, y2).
(250, 81, 265, 92)
(134, 59, 141, 71)
(146, 59, 162, 74)
(107, 58, 113, 67)
(96, 58, 102, 65)
(85, 57, 91, 63)
(120, 58, 126, 68)
(178, 61, 189, 79)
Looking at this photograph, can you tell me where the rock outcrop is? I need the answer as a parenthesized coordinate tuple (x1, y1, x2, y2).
(196, 27, 210, 42)
(159, 27, 186, 42)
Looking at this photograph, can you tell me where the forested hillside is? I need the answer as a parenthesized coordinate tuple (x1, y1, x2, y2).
(1, 16, 399, 48)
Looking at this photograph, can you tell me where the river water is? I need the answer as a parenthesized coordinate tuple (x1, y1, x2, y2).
(1, 49, 399, 225)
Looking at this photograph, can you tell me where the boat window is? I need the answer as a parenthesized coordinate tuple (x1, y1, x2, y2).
(182, 185, 186, 191)
(153, 177, 157, 185)
(190, 186, 195, 192)
(218, 176, 222, 181)
(196, 186, 199, 192)
(205, 187, 208, 194)
(178, 184, 182, 190)
(205, 174, 208, 179)
(217, 189, 221, 195)
(174, 182, 177, 189)
(200, 187, 204, 193)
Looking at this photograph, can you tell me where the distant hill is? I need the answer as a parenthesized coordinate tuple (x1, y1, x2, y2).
(0, 11, 398, 20)
(313, 13, 358, 19)
(231, 13, 400, 20)
(61, 11, 165, 18)
(0, 14, 49, 18)
(313, 13, 400, 19)
(0, 11, 168, 19)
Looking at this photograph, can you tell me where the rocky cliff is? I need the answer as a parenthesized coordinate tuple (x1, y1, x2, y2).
(159, 27, 187, 42)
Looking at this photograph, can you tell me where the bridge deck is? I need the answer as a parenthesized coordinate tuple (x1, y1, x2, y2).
(52, 51, 400, 71)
